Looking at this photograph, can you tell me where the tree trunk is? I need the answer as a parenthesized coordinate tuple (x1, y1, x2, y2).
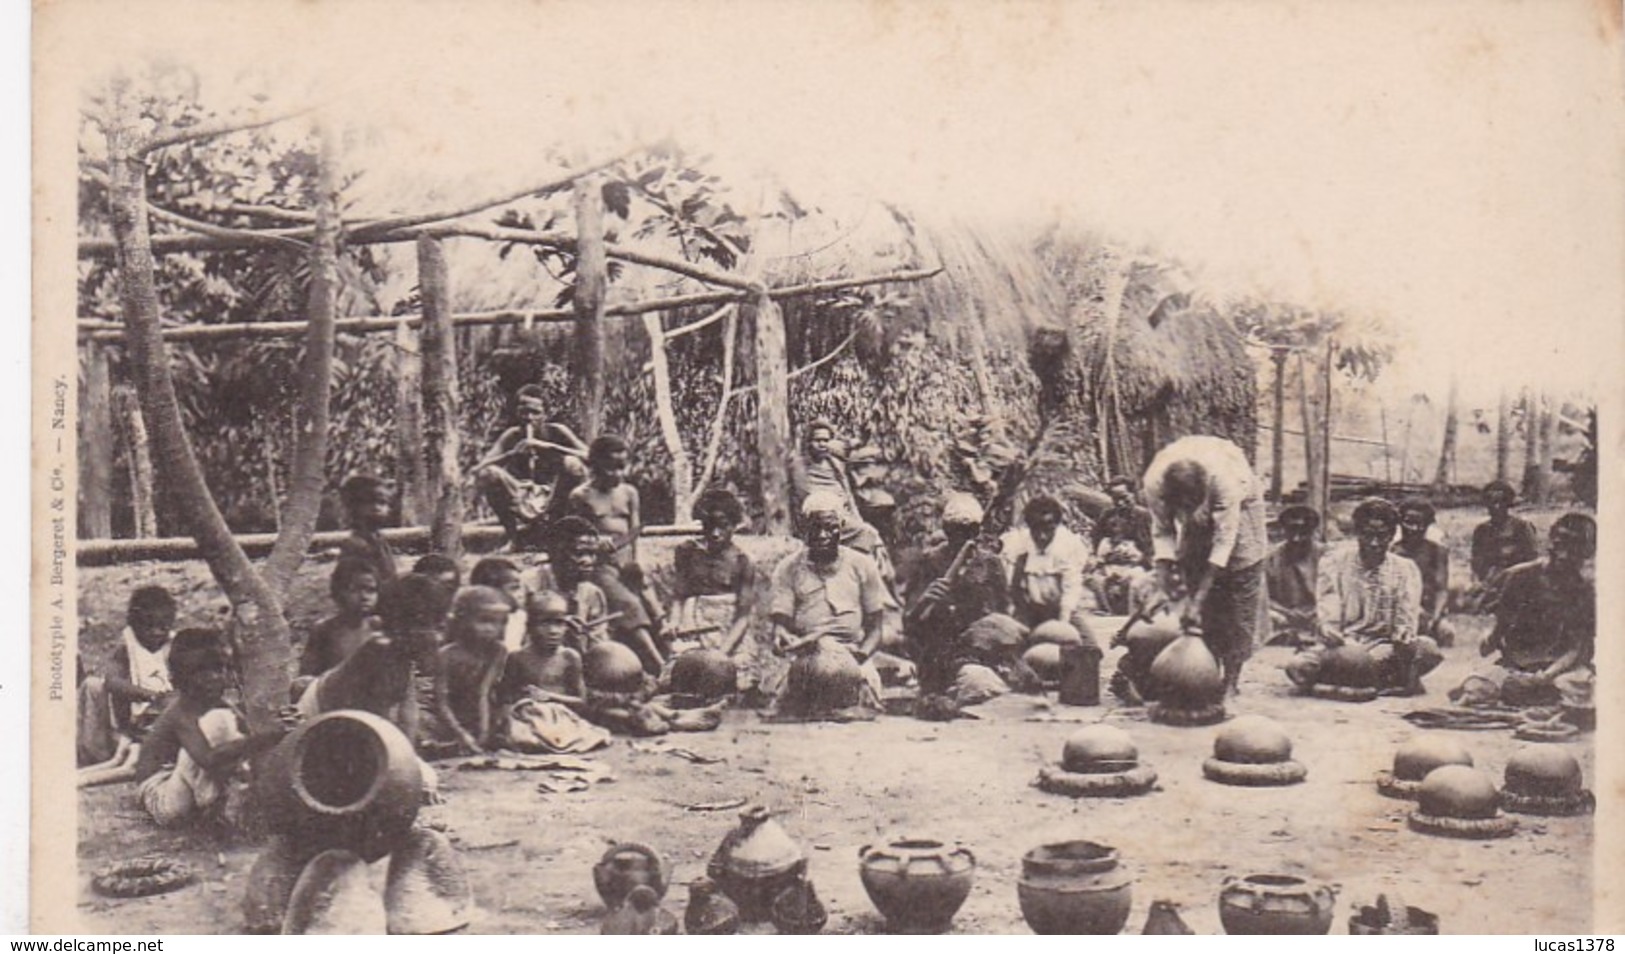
(1296, 352, 1323, 528)
(79, 342, 114, 538)
(1534, 393, 1556, 504)
(1433, 376, 1459, 490)
(115, 385, 157, 538)
(751, 292, 792, 535)
(1495, 388, 1512, 483)
(103, 81, 290, 730)
(394, 321, 429, 525)
(418, 236, 464, 560)
(695, 307, 739, 495)
(572, 178, 607, 438)
(1321, 337, 1334, 515)
(643, 312, 694, 520)
(264, 123, 340, 595)
(1269, 348, 1287, 501)
(1522, 389, 1541, 499)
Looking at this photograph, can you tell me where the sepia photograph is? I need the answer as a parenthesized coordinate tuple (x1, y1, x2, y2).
(31, 0, 1624, 936)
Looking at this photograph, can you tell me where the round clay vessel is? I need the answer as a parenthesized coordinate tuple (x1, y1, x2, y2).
(1417, 765, 1501, 820)
(592, 842, 668, 910)
(1022, 643, 1064, 683)
(683, 878, 739, 936)
(707, 805, 808, 923)
(1393, 735, 1474, 781)
(858, 838, 976, 934)
(782, 640, 867, 712)
(1148, 634, 1225, 707)
(1217, 874, 1336, 935)
(1062, 725, 1138, 773)
(255, 710, 423, 862)
(243, 835, 320, 934)
(385, 826, 473, 934)
(1317, 644, 1380, 689)
(1029, 620, 1083, 647)
(1504, 746, 1583, 796)
(281, 849, 387, 935)
(583, 642, 646, 693)
(1016, 840, 1134, 935)
(670, 648, 738, 701)
(770, 878, 829, 935)
(1213, 715, 1293, 765)
(962, 614, 1029, 657)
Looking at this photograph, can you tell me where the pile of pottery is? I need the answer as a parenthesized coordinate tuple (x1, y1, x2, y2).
(242, 711, 473, 934)
(1376, 735, 1474, 800)
(1498, 745, 1595, 816)
(1407, 765, 1518, 838)
(1146, 633, 1227, 726)
(1348, 894, 1441, 935)
(1016, 840, 1134, 934)
(706, 805, 825, 932)
(858, 837, 977, 933)
(1035, 725, 1158, 798)
(1202, 715, 1306, 786)
(1307, 644, 1381, 702)
(594, 842, 678, 935)
(1217, 874, 1336, 934)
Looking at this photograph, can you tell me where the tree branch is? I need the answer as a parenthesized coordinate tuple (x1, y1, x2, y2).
(147, 203, 309, 251)
(140, 104, 320, 156)
(662, 303, 736, 341)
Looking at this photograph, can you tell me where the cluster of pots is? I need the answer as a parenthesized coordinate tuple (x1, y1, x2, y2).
(1380, 736, 1592, 827)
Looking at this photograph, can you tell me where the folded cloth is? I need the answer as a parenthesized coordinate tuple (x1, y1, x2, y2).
(504, 698, 611, 754)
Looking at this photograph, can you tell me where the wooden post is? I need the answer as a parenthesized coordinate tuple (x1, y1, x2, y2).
(418, 236, 464, 560)
(79, 342, 115, 538)
(752, 292, 792, 535)
(115, 385, 157, 538)
(1433, 375, 1459, 491)
(394, 321, 429, 525)
(643, 312, 694, 520)
(572, 177, 608, 438)
(1380, 400, 1391, 484)
(1269, 348, 1287, 501)
(1495, 388, 1511, 484)
(1534, 392, 1556, 504)
(1321, 337, 1334, 518)
(1297, 353, 1322, 529)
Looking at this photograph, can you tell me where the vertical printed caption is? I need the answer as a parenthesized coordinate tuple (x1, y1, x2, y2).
(46, 374, 70, 702)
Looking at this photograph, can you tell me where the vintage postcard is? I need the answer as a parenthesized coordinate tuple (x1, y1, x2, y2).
(31, 0, 1624, 936)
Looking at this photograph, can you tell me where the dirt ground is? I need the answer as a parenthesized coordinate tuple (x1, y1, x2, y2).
(73, 514, 1594, 935)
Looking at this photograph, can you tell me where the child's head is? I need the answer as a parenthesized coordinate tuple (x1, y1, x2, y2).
(449, 586, 512, 647)
(587, 434, 629, 485)
(526, 590, 572, 653)
(694, 488, 743, 551)
(411, 554, 462, 595)
(127, 586, 178, 651)
(550, 516, 602, 580)
(340, 474, 392, 529)
(330, 558, 381, 618)
(168, 628, 231, 705)
(378, 573, 453, 658)
(469, 557, 525, 610)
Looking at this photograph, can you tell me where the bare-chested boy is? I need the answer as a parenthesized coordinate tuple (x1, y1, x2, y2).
(567, 434, 665, 671)
(299, 558, 381, 678)
(499, 591, 586, 709)
(428, 586, 512, 755)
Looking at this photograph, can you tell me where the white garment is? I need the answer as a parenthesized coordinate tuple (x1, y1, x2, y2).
(122, 627, 172, 721)
(503, 609, 530, 653)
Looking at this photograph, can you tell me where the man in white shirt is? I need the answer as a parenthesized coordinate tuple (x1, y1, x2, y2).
(1002, 494, 1100, 652)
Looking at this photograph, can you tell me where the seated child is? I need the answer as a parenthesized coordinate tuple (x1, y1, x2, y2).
(424, 586, 511, 756)
(470, 557, 529, 653)
(535, 517, 612, 653)
(335, 473, 399, 583)
(299, 558, 380, 678)
(670, 488, 756, 655)
(566, 435, 666, 672)
(78, 585, 177, 776)
(500, 591, 587, 709)
(412, 554, 463, 596)
(133, 628, 288, 829)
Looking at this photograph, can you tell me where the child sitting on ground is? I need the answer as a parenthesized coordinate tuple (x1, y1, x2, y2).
(299, 558, 381, 679)
(497, 591, 609, 754)
(335, 473, 399, 583)
(534, 517, 612, 653)
(470, 557, 529, 653)
(133, 628, 289, 829)
(412, 554, 462, 596)
(78, 586, 177, 779)
(424, 586, 511, 756)
(567, 435, 666, 672)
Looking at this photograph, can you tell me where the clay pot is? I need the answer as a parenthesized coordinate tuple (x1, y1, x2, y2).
(962, 614, 1029, 658)
(1148, 634, 1225, 707)
(1504, 746, 1584, 797)
(384, 827, 473, 934)
(1392, 736, 1474, 781)
(601, 885, 680, 935)
(1029, 620, 1083, 646)
(770, 878, 829, 935)
(858, 837, 977, 934)
(683, 877, 739, 935)
(281, 849, 387, 935)
(1317, 644, 1380, 689)
(707, 805, 808, 923)
(584, 642, 647, 693)
(1417, 765, 1501, 819)
(243, 835, 320, 934)
(1142, 899, 1194, 934)
(1016, 840, 1134, 935)
(1217, 874, 1336, 935)
(592, 842, 669, 910)
(670, 648, 739, 701)
(256, 710, 424, 862)
(1022, 643, 1064, 683)
(783, 640, 868, 712)
(1212, 715, 1293, 765)
(1061, 725, 1138, 773)
(1349, 896, 1440, 935)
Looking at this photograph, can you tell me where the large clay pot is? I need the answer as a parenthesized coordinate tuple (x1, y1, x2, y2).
(282, 849, 388, 935)
(1029, 620, 1083, 647)
(584, 642, 646, 693)
(243, 835, 320, 934)
(770, 878, 829, 935)
(1016, 840, 1134, 935)
(1317, 644, 1379, 688)
(592, 843, 668, 910)
(707, 805, 808, 923)
(384, 827, 473, 934)
(1217, 874, 1336, 935)
(1393, 736, 1474, 781)
(1062, 725, 1138, 773)
(683, 877, 739, 935)
(256, 710, 424, 862)
(783, 641, 867, 712)
(1504, 746, 1583, 796)
(962, 614, 1029, 658)
(670, 648, 738, 701)
(1417, 765, 1501, 819)
(1213, 715, 1293, 765)
(1148, 634, 1225, 707)
(858, 837, 976, 934)
(1022, 643, 1064, 683)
